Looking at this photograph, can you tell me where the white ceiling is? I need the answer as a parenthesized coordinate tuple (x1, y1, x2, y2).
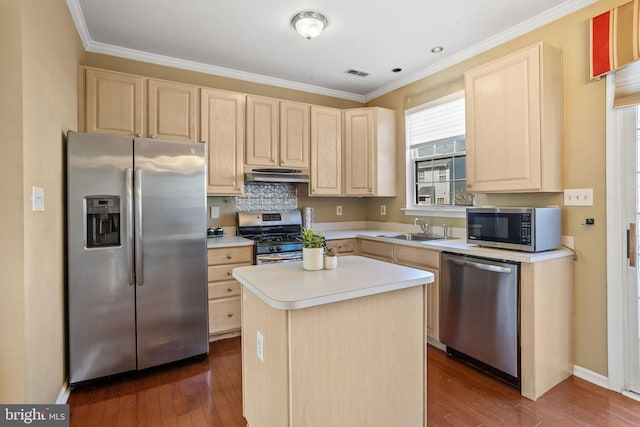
(67, 0, 596, 102)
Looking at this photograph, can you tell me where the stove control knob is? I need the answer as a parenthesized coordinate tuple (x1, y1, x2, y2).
(276, 245, 282, 252)
(269, 246, 275, 252)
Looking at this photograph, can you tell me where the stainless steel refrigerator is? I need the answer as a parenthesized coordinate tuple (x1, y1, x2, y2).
(67, 131, 209, 387)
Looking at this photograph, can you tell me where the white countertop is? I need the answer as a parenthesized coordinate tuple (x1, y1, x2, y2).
(232, 255, 434, 310)
(357, 234, 573, 263)
(322, 230, 573, 263)
(207, 235, 254, 248)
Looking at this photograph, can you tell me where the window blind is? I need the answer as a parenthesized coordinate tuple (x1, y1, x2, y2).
(405, 92, 465, 147)
(615, 60, 640, 108)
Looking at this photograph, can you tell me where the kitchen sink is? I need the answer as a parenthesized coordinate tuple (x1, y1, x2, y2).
(377, 233, 447, 241)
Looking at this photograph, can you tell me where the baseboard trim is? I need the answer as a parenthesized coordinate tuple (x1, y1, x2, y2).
(56, 380, 70, 404)
(622, 390, 640, 402)
(426, 337, 446, 352)
(573, 365, 609, 389)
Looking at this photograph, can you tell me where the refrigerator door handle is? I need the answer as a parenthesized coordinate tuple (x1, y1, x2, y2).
(126, 168, 134, 286)
(135, 169, 144, 286)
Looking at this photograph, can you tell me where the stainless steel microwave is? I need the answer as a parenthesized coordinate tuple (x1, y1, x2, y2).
(466, 207, 561, 252)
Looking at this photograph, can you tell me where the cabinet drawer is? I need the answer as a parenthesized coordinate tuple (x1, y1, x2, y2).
(207, 246, 253, 265)
(395, 246, 440, 269)
(359, 240, 394, 261)
(209, 280, 241, 299)
(208, 263, 249, 282)
(325, 238, 355, 255)
(209, 297, 241, 334)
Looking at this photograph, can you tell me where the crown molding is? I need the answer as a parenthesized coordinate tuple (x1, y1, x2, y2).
(83, 40, 367, 103)
(67, 0, 596, 103)
(364, 0, 598, 101)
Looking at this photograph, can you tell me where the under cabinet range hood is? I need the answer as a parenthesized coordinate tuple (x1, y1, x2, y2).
(244, 168, 309, 183)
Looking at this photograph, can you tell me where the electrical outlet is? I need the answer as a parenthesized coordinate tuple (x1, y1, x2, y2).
(562, 235, 575, 250)
(380, 205, 386, 215)
(210, 206, 220, 218)
(257, 330, 264, 362)
(336, 205, 343, 216)
(564, 188, 593, 206)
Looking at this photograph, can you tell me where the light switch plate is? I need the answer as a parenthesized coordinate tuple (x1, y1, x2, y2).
(380, 205, 386, 215)
(564, 188, 593, 206)
(32, 186, 45, 211)
(210, 206, 220, 218)
(257, 330, 264, 362)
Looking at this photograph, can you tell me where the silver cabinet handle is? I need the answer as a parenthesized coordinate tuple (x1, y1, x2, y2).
(135, 169, 144, 286)
(125, 168, 134, 286)
(449, 258, 513, 274)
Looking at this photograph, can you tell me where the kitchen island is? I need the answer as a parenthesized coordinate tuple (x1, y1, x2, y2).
(233, 256, 434, 427)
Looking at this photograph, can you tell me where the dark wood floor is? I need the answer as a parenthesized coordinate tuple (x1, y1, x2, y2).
(68, 337, 640, 426)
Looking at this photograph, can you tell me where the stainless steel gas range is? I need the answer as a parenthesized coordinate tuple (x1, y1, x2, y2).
(236, 210, 304, 264)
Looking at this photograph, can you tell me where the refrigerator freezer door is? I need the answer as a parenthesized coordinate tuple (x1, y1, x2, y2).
(134, 138, 209, 369)
(67, 132, 137, 385)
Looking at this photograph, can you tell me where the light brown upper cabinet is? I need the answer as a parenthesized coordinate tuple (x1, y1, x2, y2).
(280, 101, 310, 168)
(245, 95, 310, 169)
(147, 79, 198, 141)
(81, 66, 198, 142)
(344, 107, 397, 197)
(201, 88, 245, 195)
(464, 42, 563, 193)
(83, 67, 144, 136)
(310, 106, 342, 196)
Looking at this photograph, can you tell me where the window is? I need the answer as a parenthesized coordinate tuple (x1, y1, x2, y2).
(404, 91, 474, 216)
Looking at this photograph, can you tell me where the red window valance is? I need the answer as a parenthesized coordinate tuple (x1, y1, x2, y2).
(590, 0, 638, 79)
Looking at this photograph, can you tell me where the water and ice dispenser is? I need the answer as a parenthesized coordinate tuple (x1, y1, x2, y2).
(85, 196, 120, 248)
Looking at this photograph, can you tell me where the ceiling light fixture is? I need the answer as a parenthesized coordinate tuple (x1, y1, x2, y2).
(431, 46, 444, 53)
(291, 11, 328, 40)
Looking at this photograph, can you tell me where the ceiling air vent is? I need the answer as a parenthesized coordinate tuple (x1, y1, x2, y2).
(344, 68, 370, 78)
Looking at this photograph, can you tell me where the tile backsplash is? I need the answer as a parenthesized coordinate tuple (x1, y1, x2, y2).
(235, 183, 298, 212)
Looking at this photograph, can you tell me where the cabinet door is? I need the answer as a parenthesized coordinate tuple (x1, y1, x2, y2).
(344, 109, 375, 196)
(425, 270, 439, 341)
(325, 238, 355, 255)
(246, 95, 279, 166)
(147, 79, 198, 141)
(85, 68, 143, 136)
(310, 106, 342, 195)
(280, 101, 310, 169)
(201, 88, 245, 195)
(465, 43, 561, 192)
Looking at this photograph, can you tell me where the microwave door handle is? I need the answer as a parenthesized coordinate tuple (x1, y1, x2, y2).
(629, 223, 637, 267)
(450, 258, 513, 274)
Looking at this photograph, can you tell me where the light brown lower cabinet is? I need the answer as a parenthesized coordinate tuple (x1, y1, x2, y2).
(207, 245, 253, 340)
(324, 238, 355, 255)
(395, 245, 440, 342)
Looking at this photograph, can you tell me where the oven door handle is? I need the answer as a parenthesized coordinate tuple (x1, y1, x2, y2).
(260, 255, 303, 261)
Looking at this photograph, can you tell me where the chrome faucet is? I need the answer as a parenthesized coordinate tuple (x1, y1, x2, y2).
(442, 224, 448, 239)
(414, 217, 428, 234)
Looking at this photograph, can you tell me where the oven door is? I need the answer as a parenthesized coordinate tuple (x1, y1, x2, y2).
(256, 251, 303, 265)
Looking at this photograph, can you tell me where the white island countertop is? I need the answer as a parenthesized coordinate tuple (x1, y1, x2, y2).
(232, 255, 434, 310)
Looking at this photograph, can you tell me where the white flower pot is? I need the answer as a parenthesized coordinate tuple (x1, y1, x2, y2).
(324, 255, 337, 270)
(303, 247, 324, 271)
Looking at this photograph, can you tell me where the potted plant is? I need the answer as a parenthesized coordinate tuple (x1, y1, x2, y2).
(324, 246, 337, 270)
(301, 228, 324, 271)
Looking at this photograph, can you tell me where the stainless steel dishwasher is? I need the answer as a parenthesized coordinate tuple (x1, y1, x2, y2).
(440, 252, 520, 387)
